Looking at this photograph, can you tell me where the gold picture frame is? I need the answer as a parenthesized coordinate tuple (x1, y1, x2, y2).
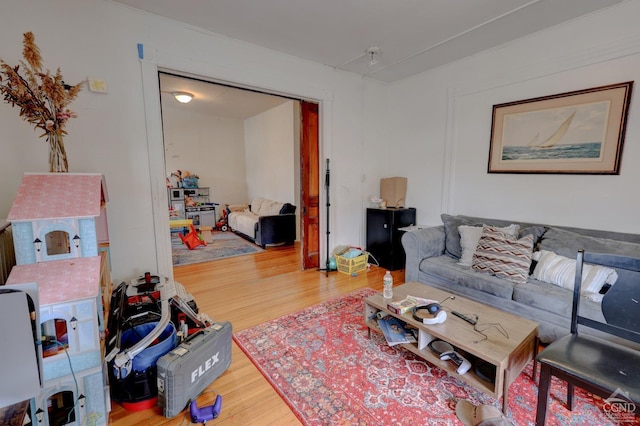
(488, 81, 633, 174)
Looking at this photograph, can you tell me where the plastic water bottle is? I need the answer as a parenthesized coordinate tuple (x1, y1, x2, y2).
(383, 271, 393, 299)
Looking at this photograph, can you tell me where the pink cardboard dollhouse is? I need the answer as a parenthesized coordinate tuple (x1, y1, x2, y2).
(4, 173, 110, 426)
(7, 173, 108, 265)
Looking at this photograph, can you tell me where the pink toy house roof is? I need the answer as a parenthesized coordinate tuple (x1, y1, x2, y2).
(7, 173, 108, 222)
(6, 256, 101, 305)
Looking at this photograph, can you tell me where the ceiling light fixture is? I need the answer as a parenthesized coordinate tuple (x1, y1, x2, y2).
(172, 92, 194, 103)
(367, 47, 380, 67)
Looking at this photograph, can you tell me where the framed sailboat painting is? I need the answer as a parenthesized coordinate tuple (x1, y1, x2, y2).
(488, 81, 633, 174)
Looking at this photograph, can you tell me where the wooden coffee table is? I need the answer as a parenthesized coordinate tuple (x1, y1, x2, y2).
(364, 281, 538, 414)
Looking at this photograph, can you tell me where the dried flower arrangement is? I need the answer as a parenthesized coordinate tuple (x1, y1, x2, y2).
(0, 32, 83, 172)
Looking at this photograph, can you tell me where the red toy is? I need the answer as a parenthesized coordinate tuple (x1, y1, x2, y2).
(179, 225, 206, 250)
(216, 209, 229, 232)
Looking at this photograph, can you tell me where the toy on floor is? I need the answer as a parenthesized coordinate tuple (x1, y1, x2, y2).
(190, 394, 222, 424)
(199, 226, 214, 244)
(216, 209, 228, 232)
(179, 225, 206, 250)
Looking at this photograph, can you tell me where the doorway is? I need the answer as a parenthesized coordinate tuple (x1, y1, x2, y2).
(159, 73, 320, 269)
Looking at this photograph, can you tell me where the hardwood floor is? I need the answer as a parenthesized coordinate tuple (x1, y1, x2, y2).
(108, 241, 405, 425)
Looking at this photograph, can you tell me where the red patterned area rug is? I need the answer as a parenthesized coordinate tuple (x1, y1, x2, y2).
(233, 288, 630, 425)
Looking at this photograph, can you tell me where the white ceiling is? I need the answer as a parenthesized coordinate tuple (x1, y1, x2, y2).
(114, 0, 624, 83)
(160, 73, 289, 119)
(130, 0, 625, 118)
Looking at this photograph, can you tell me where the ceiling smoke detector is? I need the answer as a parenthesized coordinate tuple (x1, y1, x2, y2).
(366, 47, 380, 67)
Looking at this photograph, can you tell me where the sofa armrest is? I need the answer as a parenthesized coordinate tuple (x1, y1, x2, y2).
(255, 213, 296, 248)
(402, 226, 446, 282)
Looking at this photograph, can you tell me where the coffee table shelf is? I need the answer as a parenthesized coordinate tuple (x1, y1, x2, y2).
(365, 315, 497, 394)
(364, 281, 538, 413)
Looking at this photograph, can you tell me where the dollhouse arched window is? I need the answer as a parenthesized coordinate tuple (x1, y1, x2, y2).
(45, 230, 71, 256)
(47, 390, 76, 426)
(41, 318, 69, 358)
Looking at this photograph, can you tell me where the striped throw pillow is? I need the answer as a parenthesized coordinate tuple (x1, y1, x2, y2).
(458, 223, 520, 266)
(472, 226, 534, 285)
(531, 250, 618, 302)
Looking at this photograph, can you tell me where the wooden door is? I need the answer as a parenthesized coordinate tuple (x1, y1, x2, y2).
(300, 101, 320, 269)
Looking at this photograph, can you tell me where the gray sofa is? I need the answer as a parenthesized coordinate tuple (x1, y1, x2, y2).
(402, 214, 640, 343)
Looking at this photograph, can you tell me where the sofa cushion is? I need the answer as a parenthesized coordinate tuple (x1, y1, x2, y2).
(513, 278, 606, 322)
(442, 214, 547, 260)
(259, 199, 284, 216)
(458, 224, 520, 266)
(227, 211, 258, 237)
(279, 203, 296, 214)
(472, 227, 534, 285)
(442, 214, 481, 259)
(250, 197, 265, 215)
(540, 227, 640, 259)
(518, 225, 548, 245)
(420, 255, 515, 299)
(532, 250, 618, 302)
(250, 197, 287, 216)
(227, 204, 249, 212)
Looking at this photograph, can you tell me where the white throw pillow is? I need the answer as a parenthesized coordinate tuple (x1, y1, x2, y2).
(532, 250, 618, 302)
(458, 224, 520, 266)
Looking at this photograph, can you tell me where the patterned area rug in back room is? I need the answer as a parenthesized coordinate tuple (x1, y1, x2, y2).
(172, 231, 262, 266)
(234, 288, 628, 426)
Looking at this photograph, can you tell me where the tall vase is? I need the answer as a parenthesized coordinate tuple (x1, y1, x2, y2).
(48, 132, 68, 173)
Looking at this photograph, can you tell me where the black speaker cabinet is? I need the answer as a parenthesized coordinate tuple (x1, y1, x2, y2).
(366, 207, 416, 271)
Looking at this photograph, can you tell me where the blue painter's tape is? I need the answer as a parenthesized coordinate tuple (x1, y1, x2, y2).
(137, 43, 144, 59)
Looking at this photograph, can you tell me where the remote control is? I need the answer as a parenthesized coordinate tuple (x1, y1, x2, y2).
(451, 311, 477, 325)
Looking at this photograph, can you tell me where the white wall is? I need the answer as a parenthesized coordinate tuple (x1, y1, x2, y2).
(0, 0, 383, 282)
(3, 1, 639, 282)
(244, 101, 296, 204)
(244, 100, 300, 240)
(360, 77, 394, 241)
(162, 103, 249, 208)
(389, 1, 640, 233)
